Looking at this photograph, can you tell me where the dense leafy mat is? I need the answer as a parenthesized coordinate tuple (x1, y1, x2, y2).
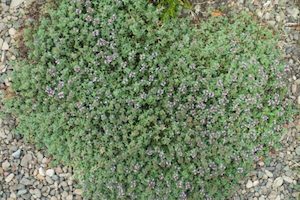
(4, 0, 294, 199)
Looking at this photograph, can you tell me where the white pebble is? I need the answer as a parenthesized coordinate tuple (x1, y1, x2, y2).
(265, 169, 273, 178)
(282, 176, 294, 184)
(38, 167, 46, 176)
(8, 28, 16, 36)
(5, 173, 14, 183)
(253, 180, 259, 187)
(246, 180, 253, 188)
(273, 177, 283, 188)
(1, 41, 9, 50)
(46, 169, 55, 177)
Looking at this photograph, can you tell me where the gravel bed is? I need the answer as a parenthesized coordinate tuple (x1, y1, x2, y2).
(0, 0, 299, 200)
(189, 0, 299, 199)
(232, 0, 300, 199)
(0, 1, 83, 200)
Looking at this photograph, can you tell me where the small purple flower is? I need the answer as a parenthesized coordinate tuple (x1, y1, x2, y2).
(57, 81, 64, 90)
(128, 72, 136, 78)
(237, 167, 244, 173)
(93, 18, 100, 25)
(97, 38, 108, 46)
(76, 102, 83, 109)
(105, 55, 114, 64)
(74, 66, 81, 73)
(108, 14, 117, 25)
(180, 192, 187, 200)
(85, 15, 92, 22)
(45, 86, 55, 97)
(92, 30, 99, 37)
(47, 67, 56, 77)
(185, 182, 191, 190)
(75, 9, 81, 15)
(157, 89, 164, 96)
(148, 180, 155, 189)
(262, 115, 269, 121)
(133, 164, 140, 173)
(58, 92, 64, 99)
(189, 63, 196, 70)
(87, 7, 94, 14)
(140, 92, 147, 99)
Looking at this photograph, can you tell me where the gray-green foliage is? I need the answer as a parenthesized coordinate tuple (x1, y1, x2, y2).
(4, 0, 294, 199)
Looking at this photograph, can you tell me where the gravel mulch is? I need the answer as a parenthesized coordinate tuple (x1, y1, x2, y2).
(0, 0, 299, 200)
(0, 1, 82, 200)
(231, 0, 300, 199)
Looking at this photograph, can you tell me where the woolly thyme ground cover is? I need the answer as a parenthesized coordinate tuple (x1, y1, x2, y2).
(4, 0, 295, 199)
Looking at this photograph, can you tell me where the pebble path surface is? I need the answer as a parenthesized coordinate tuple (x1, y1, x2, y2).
(0, 0, 299, 200)
(0, 1, 83, 200)
(232, 0, 300, 199)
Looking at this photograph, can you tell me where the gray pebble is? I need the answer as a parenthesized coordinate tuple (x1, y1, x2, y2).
(20, 177, 33, 186)
(295, 146, 300, 155)
(12, 149, 21, 158)
(2, 160, 10, 171)
(20, 153, 32, 167)
(17, 189, 27, 196)
(31, 189, 41, 198)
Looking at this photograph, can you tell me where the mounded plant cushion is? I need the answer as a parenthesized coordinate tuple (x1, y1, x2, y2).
(5, 0, 294, 199)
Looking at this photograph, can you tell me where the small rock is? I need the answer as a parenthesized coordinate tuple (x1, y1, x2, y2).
(42, 157, 49, 164)
(265, 169, 273, 178)
(10, 192, 17, 199)
(268, 191, 278, 199)
(38, 167, 46, 176)
(256, 9, 263, 18)
(0, 23, 6, 32)
(50, 197, 58, 200)
(12, 149, 21, 159)
(74, 189, 83, 195)
(264, 12, 271, 20)
(0, 38, 3, 49)
(5, 173, 14, 183)
(36, 152, 43, 163)
(62, 191, 69, 198)
(267, 21, 276, 26)
(8, 28, 16, 37)
(45, 176, 54, 184)
(297, 96, 300, 105)
(20, 178, 33, 186)
(2, 160, 10, 171)
(17, 189, 27, 196)
(273, 177, 283, 188)
(258, 196, 265, 200)
(275, 14, 282, 22)
(46, 169, 55, 177)
(296, 146, 300, 155)
(66, 195, 73, 200)
(261, 186, 268, 195)
(282, 176, 294, 184)
(36, 174, 45, 181)
(1, 41, 9, 51)
(10, 0, 26, 8)
(292, 84, 297, 95)
(258, 161, 264, 167)
(21, 154, 32, 167)
(31, 189, 41, 198)
(246, 180, 253, 188)
(287, 7, 299, 19)
(253, 180, 259, 187)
